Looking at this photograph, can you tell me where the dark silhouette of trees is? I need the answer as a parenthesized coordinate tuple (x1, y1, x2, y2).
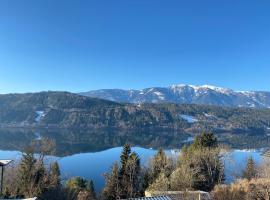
(103, 144, 141, 200)
(242, 157, 257, 181)
(65, 177, 96, 200)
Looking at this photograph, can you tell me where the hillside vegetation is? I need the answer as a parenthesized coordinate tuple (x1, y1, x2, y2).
(0, 92, 270, 135)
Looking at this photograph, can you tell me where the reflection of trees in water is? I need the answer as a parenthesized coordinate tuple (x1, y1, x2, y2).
(0, 128, 189, 156)
(1, 128, 267, 157)
(0, 128, 37, 151)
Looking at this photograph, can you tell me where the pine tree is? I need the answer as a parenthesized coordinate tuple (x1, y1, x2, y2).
(50, 162, 61, 187)
(119, 143, 131, 177)
(102, 163, 121, 200)
(66, 177, 87, 191)
(242, 157, 257, 181)
(150, 149, 173, 181)
(192, 132, 218, 149)
(40, 162, 63, 200)
(86, 180, 96, 200)
(177, 132, 224, 191)
(119, 143, 131, 198)
(18, 147, 37, 197)
(126, 152, 141, 198)
(201, 132, 218, 148)
(103, 144, 142, 200)
(147, 173, 170, 192)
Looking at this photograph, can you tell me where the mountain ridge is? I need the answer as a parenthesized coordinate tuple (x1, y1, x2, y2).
(79, 84, 270, 108)
(0, 91, 270, 136)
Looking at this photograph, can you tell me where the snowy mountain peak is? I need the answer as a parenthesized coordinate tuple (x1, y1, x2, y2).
(170, 84, 232, 94)
(80, 84, 270, 108)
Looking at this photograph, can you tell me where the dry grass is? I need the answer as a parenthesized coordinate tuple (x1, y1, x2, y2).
(212, 178, 270, 200)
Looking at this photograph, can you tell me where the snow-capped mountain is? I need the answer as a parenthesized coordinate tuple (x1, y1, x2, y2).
(79, 84, 270, 108)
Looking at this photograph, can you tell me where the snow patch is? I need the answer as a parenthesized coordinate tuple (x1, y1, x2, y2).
(170, 84, 232, 94)
(35, 111, 45, 122)
(204, 113, 214, 117)
(183, 137, 195, 143)
(180, 114, 198, 123)
(154, 91, 163, 96)
(34, 132, 42, 140)
(154, 91, 165, 100)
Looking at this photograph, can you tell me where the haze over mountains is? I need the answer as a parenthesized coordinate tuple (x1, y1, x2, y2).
(80, 84, 270, 108)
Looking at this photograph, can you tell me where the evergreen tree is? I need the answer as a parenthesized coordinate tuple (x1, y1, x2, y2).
(192, 132, 218, 149)
(4, 140, 62, 199)
(149, 149, 174, 184)
(66, 177, 88, 191)
(50, 162, 61, 187)
(66, 177, 96, 200)
(119, 143, 131, 198)
(119, 143, 131, 177)
(18, 147, 46, 197)
(242, 157, 257, 181)
(103, 144, 142, 200)
(102, 163, 121, 200)
(147, 173, 170, 192)
(151, 149, 167, 178)
(86, 180, 96, 200)
(176, 132, 224, 191)
(126, 152, 141, 198)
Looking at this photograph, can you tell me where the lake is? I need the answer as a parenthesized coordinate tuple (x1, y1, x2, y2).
(0, 147, 266, 191)
(0, 128, 268, 191)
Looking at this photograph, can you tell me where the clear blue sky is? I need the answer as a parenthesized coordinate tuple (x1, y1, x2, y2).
(0, 0, 270, 93)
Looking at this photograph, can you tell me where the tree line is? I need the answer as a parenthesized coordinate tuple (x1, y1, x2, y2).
(2, 133, 269, 199)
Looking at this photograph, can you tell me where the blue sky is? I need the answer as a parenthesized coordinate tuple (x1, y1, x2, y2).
(0, 0, 270, 93)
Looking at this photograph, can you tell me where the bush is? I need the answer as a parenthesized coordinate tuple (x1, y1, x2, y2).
(212, 178, 270, 200)
(212, 184, 246, 200)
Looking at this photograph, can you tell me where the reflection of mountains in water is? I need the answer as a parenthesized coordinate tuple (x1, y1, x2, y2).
(0, 128, 190, 156)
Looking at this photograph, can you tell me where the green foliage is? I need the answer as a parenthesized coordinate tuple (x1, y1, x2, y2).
(102, 163, 121, 200)
(18, 147, 46, 197)
(1, 92, 270, 133)
(50, 162, 61, 187)
(146, 132, 224, 192)
(242, 157, 257, 181)
(177, 133, 224, 191)
(147, 173, 170, 192)
(119, 143, 131, 178)
(66, 177, 88, 191)
(191, 132, 218, 149)
(65, 177, 96, 200)
(2, 139, 65, 199)
(148, 149, 174, 186)
(103, 144, 141, 200)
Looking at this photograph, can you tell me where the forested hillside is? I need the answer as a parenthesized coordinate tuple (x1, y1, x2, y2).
(0, 92, 270, 135)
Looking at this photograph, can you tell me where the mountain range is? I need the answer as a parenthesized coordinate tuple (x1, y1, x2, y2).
(0, 91, 270, 136)
(79, 84, 270, 108)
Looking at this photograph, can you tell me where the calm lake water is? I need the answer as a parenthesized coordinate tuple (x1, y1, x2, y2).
(0, 147, 265, 191)
(0, 128, 269, 191)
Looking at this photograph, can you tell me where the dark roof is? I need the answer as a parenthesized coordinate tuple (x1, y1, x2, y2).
(124, 196, 171, 200)
(123, 192, 211, 200)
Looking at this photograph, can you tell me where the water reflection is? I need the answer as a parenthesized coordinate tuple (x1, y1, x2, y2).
(0, 128, 190, 156)
(1, 128, 270, 157)
(1, 148, 263, 191)
(0, 127, 268, 191)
